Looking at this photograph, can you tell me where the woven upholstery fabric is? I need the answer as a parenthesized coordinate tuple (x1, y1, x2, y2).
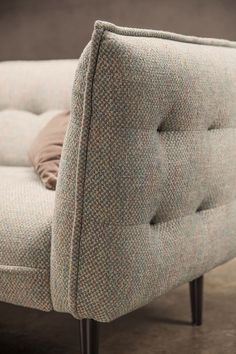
(0, 110, 63, 166)
(0, 166, 54, 311)
(0, 59, 77, 167)
(0, 60, 75, 311)
(0, 60, 77, 114)
(52, 21, 236, 322)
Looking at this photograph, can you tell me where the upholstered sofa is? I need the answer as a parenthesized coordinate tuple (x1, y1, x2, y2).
(0, 21, 236, 354)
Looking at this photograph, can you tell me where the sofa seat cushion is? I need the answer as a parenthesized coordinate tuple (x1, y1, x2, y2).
(0, 166, 55, 311)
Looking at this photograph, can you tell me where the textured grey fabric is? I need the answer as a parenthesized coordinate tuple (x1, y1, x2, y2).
(0, 60, 76, 311)
(0, 60, 77, 114)
(51, 22, 236, 321)
(0, 110, 63, 166)
(0, 60, 77, 167)
(0, 166, 54, 310)
(1, 21, 236, 321)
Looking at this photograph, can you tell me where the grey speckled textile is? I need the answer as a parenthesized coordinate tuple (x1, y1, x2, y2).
(0, 166, 54, 311)
(0, 60, 77, 311)
(1, 21, 236, 322)
(51, 22, 236, 322)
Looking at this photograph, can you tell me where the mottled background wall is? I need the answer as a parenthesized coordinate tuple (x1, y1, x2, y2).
(0, 0, 236, 60)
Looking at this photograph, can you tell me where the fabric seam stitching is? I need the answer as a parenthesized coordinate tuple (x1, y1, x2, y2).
(68, 25, 105, 318)
(99, 22, 236, 49)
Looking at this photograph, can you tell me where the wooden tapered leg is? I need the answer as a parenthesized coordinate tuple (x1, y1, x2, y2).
(80, 319, 99, 354)
(189, 275, 204, 326)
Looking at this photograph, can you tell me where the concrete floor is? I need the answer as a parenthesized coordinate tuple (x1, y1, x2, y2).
(0, 259, 236, 354)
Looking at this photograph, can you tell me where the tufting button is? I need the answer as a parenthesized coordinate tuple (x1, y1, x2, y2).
(208, 124, 215, 131)
(150, 214, 159, 225)
(157, 122, 164, 133)
(196, 202, 204, 213)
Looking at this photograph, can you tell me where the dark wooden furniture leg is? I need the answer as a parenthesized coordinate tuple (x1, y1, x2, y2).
(190, 275, 204, 326)
(80, 319, 99, 354)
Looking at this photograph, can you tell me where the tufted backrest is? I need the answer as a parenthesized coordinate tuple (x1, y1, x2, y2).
(0, 60, 77, 166)
(52, 22, 236, 321)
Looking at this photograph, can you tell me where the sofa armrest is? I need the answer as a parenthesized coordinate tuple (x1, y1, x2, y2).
(51, 21, 236, 322)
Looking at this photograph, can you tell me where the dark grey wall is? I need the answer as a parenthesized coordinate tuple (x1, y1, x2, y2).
(0, 0, 235, 60)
